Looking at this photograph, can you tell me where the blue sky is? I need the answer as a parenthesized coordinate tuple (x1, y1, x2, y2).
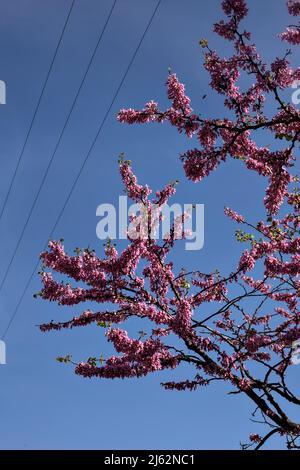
(0, 0, 299, 450)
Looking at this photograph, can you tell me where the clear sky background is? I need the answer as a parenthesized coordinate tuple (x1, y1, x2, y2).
(0, 0, 299, 450)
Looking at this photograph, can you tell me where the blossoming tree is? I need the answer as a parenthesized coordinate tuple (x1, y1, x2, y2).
(37, 0, 300, 449)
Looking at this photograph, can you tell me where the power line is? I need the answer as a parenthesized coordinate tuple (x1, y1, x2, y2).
(0, 0, 76, 222)
(1, 0, 162, 340)
(0, 0, 117, 294)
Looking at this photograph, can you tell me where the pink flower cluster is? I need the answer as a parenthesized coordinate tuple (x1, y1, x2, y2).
(38, 0, 300, 447)
(224, 207, 245, 223)
(281, 0, 300, 43)
(75, 329, 178, 379)
(287, 0, 300, 16)
(166, 73, 192, 114)
(221, 0, 248, 21)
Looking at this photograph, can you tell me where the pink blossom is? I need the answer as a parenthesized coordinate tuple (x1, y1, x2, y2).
(287, 0, 300, 16)
(280, 27, 300, 44)
(166, 73, 192, 115)
(38, 0, 300, 448)
(221, 0, 248, 21)
(224, 207, 245, 223)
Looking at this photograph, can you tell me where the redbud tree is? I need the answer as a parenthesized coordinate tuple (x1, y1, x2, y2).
(37, 0, 300, 449)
